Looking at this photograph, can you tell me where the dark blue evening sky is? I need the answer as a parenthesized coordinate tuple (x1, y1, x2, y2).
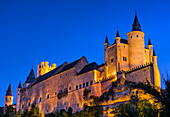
(0, 0, 170, 106)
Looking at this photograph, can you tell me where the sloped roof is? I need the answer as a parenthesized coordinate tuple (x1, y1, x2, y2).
(132, 12, 142, 31)
(25, 68, 36, 84)
(77, 62, 99, 75)
(30, 64, 64, 87)
(30, 57, 82, 87)
(120, 39, 128, 44)
(58, 58, 81, 74)
(6, 84, 12, 96)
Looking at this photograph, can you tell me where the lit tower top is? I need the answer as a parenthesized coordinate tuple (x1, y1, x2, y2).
(132, 12, 141, 31)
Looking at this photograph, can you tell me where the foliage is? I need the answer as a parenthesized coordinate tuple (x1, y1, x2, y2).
(67, 107, 73, 116)
(114, 94, 158, 117)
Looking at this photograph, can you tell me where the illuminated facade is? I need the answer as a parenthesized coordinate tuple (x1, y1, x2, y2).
(5, 13, 161, 116)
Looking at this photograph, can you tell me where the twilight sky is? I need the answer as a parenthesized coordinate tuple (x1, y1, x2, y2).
(0, 0, 170, 107)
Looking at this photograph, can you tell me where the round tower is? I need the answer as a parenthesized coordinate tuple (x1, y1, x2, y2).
(147, 37, 153, 63)
(4, 83, 13, 107)
(152, 50, 161, 87)
(115, 29, 121, 71)
(16, 82, 22, 111)
(104, 35, 109, 78)
(127, 12, 145, 68)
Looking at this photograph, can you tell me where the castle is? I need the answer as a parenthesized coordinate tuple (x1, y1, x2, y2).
(4, 13, 161, 116)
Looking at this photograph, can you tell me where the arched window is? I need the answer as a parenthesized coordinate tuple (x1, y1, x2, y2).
(79, 84, 81, 89)
(39, 97, 42, 103)
(90, 80, 93, 85)
(46, 94, 49, 99)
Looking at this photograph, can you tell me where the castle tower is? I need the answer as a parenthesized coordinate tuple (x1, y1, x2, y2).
(16, 82, 22, 111)
(4, 83, 13, 107)
(104, 35, 109, 78)
(147, 37, 153, 63)
(115, 29, 121, 71)
(152, 50, 161, 87)
(127, 12, 145, 68)
(23, 68, 36, 88)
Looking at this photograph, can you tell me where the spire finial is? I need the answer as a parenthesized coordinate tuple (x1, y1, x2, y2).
(116, 29, 120, 37)
(132, 11, 142, 31)
(148, 37, 152, 45)
(105, 35, 109, 44)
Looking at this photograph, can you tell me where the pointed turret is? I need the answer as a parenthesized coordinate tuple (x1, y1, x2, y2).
(6, 83, 12, 96)
(153, 49, 156, 56)
(116, 29, 120, 37)
(148, 37, 152, 45)
(105, 35, 109, 44)
(17, 81, 22, 89)
(25, 68, 36, 84)
(132, 12, 142, 31)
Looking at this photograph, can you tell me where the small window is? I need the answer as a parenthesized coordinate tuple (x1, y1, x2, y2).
(28, 102, 30, 107)
(39, 97, 41, 103)
(77, 103, 79, 107)
(76, 85, 78, 90)
(69, 87, 71, 90)
(131, 36, 132, 38)
(90, 81, 93, 85)
(59, 90, 62, 94)
(46, 94, 49, 99)
(137, 35, 138, 37)
(111, 58, 113, 63)
(83, 83, 85, 88)
(123, 57, 127, 61)
(22, 105, 24, 109)
(86, 82, 89, 87)
(60, 76, 62, 78)
(66, 106, 68, 110)
(66, 73, 67, 76)
(116, 57, 117, 60)
(55, 92, 57, 95)
(79, 84, 81, 89)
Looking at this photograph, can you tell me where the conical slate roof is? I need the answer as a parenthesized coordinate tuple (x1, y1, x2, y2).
(25, 68, 36, 84)
(153, 49, 156, 56)
(148, 37, 152, 45)
(6, 83, 12, 96)
(116, 29, 120, 37)
(17, 81, 22, 88)
(132, 12, 142, 31)
(105, 35, 109, 44)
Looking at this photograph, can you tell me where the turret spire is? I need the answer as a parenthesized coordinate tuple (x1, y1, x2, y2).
(153, 49, 156, 56)
(132, 11, 142, 31)
(116, 29, 120, 37)
(105, 35, 109, 44)
(148, 37, 152, 45)
(17, 81, 22, 88)
(25, 68, 36, 84)
(6, 83, 12, 96)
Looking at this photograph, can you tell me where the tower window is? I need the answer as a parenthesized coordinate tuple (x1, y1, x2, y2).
(131, 36, 132, 38)
(123, 57, 127, 61)
(111, 58, 113, 63)
(77, 103, 79, 107)
(66, 73, 67, 76)
(76, 85, 78, 90)
(69, 87, 71, 90)
(137, 35, 138, 37)
(60, 76, 62, 78)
